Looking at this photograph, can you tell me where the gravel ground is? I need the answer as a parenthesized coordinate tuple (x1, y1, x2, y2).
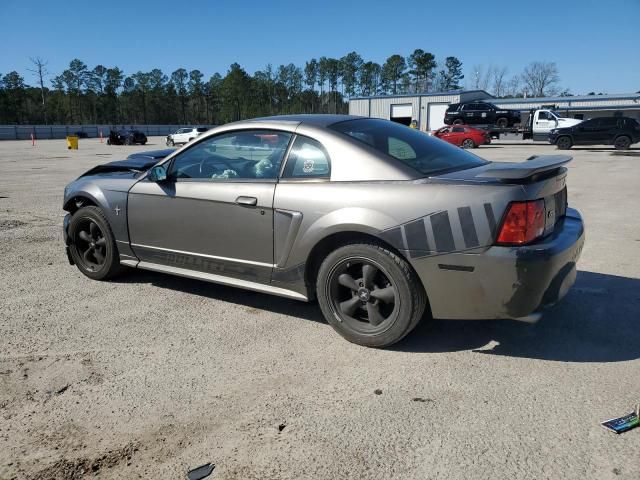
(0, 137, 639, 480)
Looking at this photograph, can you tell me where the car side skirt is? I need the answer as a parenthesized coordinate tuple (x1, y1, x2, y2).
(120, 259, 308, 302)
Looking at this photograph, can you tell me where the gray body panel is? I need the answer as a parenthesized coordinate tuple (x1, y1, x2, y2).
(63, 114, 583, 320)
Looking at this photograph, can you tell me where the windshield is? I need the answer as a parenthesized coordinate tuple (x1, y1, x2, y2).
(330, 119, 487, 176)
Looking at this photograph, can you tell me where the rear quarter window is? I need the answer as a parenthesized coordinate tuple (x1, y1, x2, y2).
(330, 118, 487, 176)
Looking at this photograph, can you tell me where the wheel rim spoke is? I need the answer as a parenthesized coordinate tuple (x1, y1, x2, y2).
(339, 297, 361, 317)
(93, 248, 105, 264)
(366, 303, 385, 327)
(370, 286, 395, 304)
(78, 230, 91, 243)
(362, 264, 378, 289)
(83, 248, 93, 264)
(338, 273, 358, 292)
(95, 237, 106, 247)
(89, 222, 99, 239)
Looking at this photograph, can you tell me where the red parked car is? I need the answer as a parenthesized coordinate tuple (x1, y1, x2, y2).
(433, 125, 491, 148)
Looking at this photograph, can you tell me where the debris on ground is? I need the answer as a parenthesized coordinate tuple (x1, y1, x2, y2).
(187, 462, 215, 480)
(600, 404, 639, 434)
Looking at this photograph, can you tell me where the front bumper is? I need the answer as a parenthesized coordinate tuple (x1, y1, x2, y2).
(63, 213, 74, 265)
(412, 208, 585, 321)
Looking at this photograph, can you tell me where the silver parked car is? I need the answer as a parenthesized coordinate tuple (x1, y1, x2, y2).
(62, 115, 584, 347)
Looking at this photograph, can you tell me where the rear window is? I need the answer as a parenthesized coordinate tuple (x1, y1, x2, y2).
(330, 118, 487, 176)
(446, 104, 460, 112)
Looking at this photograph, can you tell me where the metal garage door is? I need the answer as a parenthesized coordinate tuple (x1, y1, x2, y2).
(428, 104, 449, 131)
(390, 104, 413, 119)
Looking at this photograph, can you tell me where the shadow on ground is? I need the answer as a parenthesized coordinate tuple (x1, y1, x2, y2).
(395, 270, 640, 362)
(119, 269, 639, 363)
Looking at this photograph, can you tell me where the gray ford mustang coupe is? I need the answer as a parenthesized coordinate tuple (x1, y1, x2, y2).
(62, 115, 584, 347)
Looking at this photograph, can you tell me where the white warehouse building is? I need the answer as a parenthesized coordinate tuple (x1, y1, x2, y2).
(348, 91, 640, 131)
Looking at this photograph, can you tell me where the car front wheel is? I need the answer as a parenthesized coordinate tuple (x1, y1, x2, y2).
(495, 117, 509, 128)
(68, 206, 125, 280)
(316, 243, 427, 348)
(462, 138, 476, 149)
(166, 138, 174, 146)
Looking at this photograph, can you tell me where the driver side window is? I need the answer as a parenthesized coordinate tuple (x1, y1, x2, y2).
(168, 130, 292, 181)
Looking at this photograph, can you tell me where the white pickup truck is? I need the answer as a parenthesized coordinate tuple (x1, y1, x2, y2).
(524, 109, 583, 140)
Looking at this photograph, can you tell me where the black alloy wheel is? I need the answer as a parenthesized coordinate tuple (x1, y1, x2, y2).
(329, 258, 397, 332)
(496, 117, 509, 128)
(452, 118, 464, 125)
(74, 218, 107, 272)
(317, 243, 427, 347)
(68, 206, 125, 280)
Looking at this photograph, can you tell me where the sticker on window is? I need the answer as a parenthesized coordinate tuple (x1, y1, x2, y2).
(303, 159, 314, 173)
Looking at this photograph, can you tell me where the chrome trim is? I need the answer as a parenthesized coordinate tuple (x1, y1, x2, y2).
(130, 243, 274, 268)
(135, 261, 308, 301)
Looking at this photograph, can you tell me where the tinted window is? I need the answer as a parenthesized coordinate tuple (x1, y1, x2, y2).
(461, 104, 477, 111)
(475, 103, 490, 111)
(538, 111, 549, 120)
(330, 118, 487, 176)
(452, 127, 465, 133)
(598, 118, 619, 128)
(168, 130, 291, 181)
(446, 103, 460, 112)
(282, 136, 331, 179)
(196, 127, 208, 133)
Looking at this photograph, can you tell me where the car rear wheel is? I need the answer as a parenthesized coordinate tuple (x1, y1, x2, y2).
(452, 118, 464, 125)
(106, 139, 111, 145)
(462, 138, 476, 149)
(166, 138, 174, 147)
(316, 243, 427, 348)
(496, 117, 508, 128)
(614, 135, 631, 150)
(68, 206, 125, 281)
(125, 138, 132, 146)
(556, 136, 573, 150)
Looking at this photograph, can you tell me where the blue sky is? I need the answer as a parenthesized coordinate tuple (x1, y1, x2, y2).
(1, 0, 639, 94)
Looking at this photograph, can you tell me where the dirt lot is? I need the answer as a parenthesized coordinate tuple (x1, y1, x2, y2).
(0, 137, 639, 480)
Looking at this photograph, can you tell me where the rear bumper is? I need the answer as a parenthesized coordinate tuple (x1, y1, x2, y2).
(412, 208, 584, 321)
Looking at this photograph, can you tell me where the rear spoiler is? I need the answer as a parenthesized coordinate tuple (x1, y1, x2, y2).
(476, 155, 572, 180)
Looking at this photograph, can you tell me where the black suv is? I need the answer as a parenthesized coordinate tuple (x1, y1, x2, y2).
(549, 116, 640, 150)
(106, 129, 148, 146)
(444, 102, 521, 128)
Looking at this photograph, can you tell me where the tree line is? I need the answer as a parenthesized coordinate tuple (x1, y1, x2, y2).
(0, 51, 565, 126)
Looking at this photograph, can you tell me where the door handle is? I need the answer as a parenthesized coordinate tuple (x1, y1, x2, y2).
(235, 196, 257, 207)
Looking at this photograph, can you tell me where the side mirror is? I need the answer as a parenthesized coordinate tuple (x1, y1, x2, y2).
(148, 164, 168, 182)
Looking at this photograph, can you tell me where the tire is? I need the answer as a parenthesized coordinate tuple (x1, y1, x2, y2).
(495, 117, 508, 128)
(141, 141, 147, 145)
(188, 137, 194, 142)
(316, 242, 427, 348)
(614, 135, 631, 150)
(452, 118, 464, 125)
(125, 138, 132, 146)
(462, 138, 476, 149)
(106, 139, 111, 145)
(68, 206, 126, 281)
(166, 138, 174, 147)
(556, 136, 573, 150)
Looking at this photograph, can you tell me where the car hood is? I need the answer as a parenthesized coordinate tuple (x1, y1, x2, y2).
(79, 157, 159, 178)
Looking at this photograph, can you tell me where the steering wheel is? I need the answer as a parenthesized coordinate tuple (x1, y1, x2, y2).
(198, 155, 235, 176)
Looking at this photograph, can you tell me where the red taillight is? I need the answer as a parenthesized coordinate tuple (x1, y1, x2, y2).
(496, 200, 546, 245)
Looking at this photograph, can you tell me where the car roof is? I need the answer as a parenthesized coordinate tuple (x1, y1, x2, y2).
(233, 114, 364, 129)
